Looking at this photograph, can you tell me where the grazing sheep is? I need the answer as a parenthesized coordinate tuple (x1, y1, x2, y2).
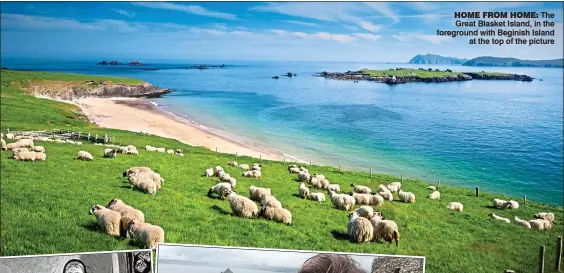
(227, 161, 238, 167)
(136, 179, 157, 195)
(370, 214, 400, 246)
(529, 219, 553, 230)
(128, 170, 164, 190)
(350, 184, 372, 194)
(447, 202, 464, 212)
(386, 182, 402, 193)
(308, 192, 326, 203)
(116, 147, 129, 154)
(126, 149, 139, 155)
(310, 177, 325, 189)
(123, 167, 152, 177)
(226, 190, 259, 218)
(329, 190, 356, 211)
(354, 206, 374, 218)
(534, 212, 556, 224)
(251, 164, 262, 171)
(507, 200, 519, 209)
(207, 182, 232, 200)
(243, 170, 262, 179)
(489, 213, 510, 223)
(77, 151, 94, 161)
(311, 173, 325, 180)
(327, 184, 340, 192)
(35, 152, 46, 161)
(156, 147, 166, 153)
(289, 166, 300, 174)
(398, 189, 416, 203)
(226, 177, 237, 188)
(89, 205, 121, 237)
(369, 194, 385, 207)
(6, 140, 34, 150)
(103, 148, 117, 158)
(127, 220, 165, 249)
(426, 186, 437, 191)
(214, 166, 224, 176)
(204, 168, 214, 177)
(377, 184, 391, 194)
(493, 199, 511, 209)
(249, 185, 272, 202)
(166, 149, 174, 154)
(427, 191, 440, 200)
(298, 171, 311, 182)
(30, 146, 45, 153)
(239, 164, 250, 171)
(11, 147, 29, 158)
(350, 192, 371, 205)
(106, 199, 145, 237)
(347, 211, 374, 243)
(13, 151, 40, 161)
(260, 206, 292, 225)
(6, 133, 14, 139)
(514, 216, 532, 229)
(378, 191, 394, 201)
(298, 183, 310, 199)
(0, 138, 6, 151)
(219, 172, 232, 182)
(126, 145, 137, 151)
(287, 164, 298, 171)
(261, 195, 282, 209)
(145, 145, 157, 152)
(298, 166, 308, 173)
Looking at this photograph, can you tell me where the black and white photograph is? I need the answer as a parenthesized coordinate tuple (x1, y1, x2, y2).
(0, 250, 153, 273)
(157, 244, 425, 273)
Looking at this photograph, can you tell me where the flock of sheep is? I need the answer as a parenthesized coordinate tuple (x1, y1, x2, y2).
(1, 134, 47, 161)
(488, 199, 556, 230)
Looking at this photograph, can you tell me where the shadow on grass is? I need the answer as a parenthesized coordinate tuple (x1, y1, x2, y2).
(210, 204, 231, 215)
(330, 230, 350, 241)
(292, 193, 305, 199)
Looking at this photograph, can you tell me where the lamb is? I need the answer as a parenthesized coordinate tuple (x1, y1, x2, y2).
(534, 212, 556, 224)
(0, 138, 6, 151)
(427, 191, 440, 200)
(207, 182, 233, 200)
(226, 190, 259, 218)
(298, 183, 310, 199)
(347, 211, 374, 243)
(370, 214, 400, 246)
(145, 145, 157, 152)
(249, 185, 272, 202)
(298, 171, 311, 182)
(89, 205, 121, 237)
(327, 184, 340, 192)
(307, 192, 326, 203)
(260, 206, 292, 225)
(492, 199, 511, 209)
(354, 206, 374, 218)
(514, 216, 532, 229)
(329, 190, 356, 211)
(127, 220, 165, 249)
(350, 192, 371, 205)
(426, 186, 437, 191)
(398, 189, 416, 203)
(106, 199, 145, 237)
(77, 151, 94, 161)
(350, 184, 372, 194)
(386, 182, 402, 193)
(166, 149, 174, 154)
(261, 195, 282, 209)
(103, 148, 117, 158)
(376, 184, 391, 194)
(227, 161, 238, 167)
(378, 191, 394, 201)
(489, 213, 510, 223)
(30, 146, 44, 153)
(447, 202, 464, 212)
(529, 219, 553, 231)
(204, 168, 214, 177)
(156, 147, 166, 153)
(238, 164, 250, 171)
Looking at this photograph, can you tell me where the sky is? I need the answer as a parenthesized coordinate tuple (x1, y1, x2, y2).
(157, 244, 424, 273)
(1, 1, 563, 62)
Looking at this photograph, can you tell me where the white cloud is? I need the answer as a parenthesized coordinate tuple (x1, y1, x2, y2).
(363, 2, 399, 23)
(110, 8, 135, 18)
(392, 32, 453, 44)
(131, 2, 238, 20)
(279, 20, 320, 27)
(312, 32, 355, 43)
(353, 33, 381, 40)
(1, 13, 102, 31)
(357, 20, 381, 32)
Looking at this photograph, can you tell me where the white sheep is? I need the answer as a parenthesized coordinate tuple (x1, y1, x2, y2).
(370, 214, 400, 246)
(298, 171, 311, 182)
(298, 166, 308, 173)
(398, 189, 416, 203)
(310, 177, 328, 189)
(350, 192, 371, 205)
(126, 149, 139, 155)
(11, 147, 29, 158)
(427, 191, 440, 200)
(242, 169, 262, 179)
(447, 202, 464, 212)
(128, 170, 163, 191)
(106, 199, 145, 237)
(123, 167, 152, 177)
(529, 219, 553, 230)
(227, 190, 259, 218)
(0, 138, 6, 151)
(77, 151, 94, 161)
(204, 168, 214, 177)
(227, 161, 238, 167)
(378, 191, 394, 201)
(327, 184, 341, 192)
(137, 179, 157, 195)
(207, 182, 233, 200)
(156, 147, 166, 153)
(89, 204, 121, 237)
(534, 212, 556, 224)
(307, 192, 326, 203)
(489, 213, 510, 223)
(103, 148, 117, 158)
(219, 172, 232, 182)
(251, 164, 262, 171)
(260, 206, 292, 225)
(238, 164, 250, 171)
(507, 200, 519, 209)
(298, 183, 310, 199)
(369, 194, 385, 207)
(166, 149, 174, 154)
(386, 182, 402, 193)
(145, 145, 157, 152)
(329, 190, 356, 211)
(6, 133, 14, 139)
(354, 206, 374, 218)
(514, 216, 531, 229)
(30, 146, 44, 153)
(261, 195, 282, 209)
(376, 184, 391, 194)
(214, 166, 224, 176)
(289, 167, 301, 174)
(347, 211, 374, 243)
(14, 151, 43, 161)
(426, 186, 437, 191)
(249, 185, 271, 202)
(127, 219, 165, 249)
(350, 184, 372, 194)
(492, 199, 511, 209)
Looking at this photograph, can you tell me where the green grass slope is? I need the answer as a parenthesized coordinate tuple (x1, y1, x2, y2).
(1, 70, 562, 273)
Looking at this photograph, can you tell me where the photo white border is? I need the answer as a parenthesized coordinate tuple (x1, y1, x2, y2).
(156, 243, 426, 273)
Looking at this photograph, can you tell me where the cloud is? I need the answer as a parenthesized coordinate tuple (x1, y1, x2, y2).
(357, 20, 381, 32)
(270, 29, 381, 44)
(392, 32, 453, 44)
(131, 2, 238, 20)
(0, 13, 102, 31)
(363, 2, 399, 23)
(110, 9, 135, 18)
(352, 33, 381, 40)
(279, 20, 320, 27)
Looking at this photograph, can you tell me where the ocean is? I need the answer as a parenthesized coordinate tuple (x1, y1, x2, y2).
(1, 58, 562, 205)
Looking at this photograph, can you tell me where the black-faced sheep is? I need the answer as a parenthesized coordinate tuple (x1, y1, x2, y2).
(103, 148, 117, 158)
(207, 182, 232, 200)
(227, 161, 238, 167)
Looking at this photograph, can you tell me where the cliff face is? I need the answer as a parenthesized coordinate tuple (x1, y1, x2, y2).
(21, 80, 173, 100)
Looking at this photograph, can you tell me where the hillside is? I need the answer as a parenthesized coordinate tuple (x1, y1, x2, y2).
(408, 54, 468, 65)
(462, 57, 564, 68)
(1, 70, 562, 273)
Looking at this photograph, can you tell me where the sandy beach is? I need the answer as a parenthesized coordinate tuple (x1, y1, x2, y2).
(68, 97, 286, 161)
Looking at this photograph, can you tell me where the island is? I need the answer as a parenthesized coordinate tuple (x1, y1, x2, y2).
(408, 54, 468, 65)
(316, 68, 533, 85)
(462, 56, 564, 68)
(128, 61, 145, 66)
(97, 60, 121, 65)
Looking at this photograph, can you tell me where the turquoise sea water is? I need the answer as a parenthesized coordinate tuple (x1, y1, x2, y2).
(2, 58, 562, 205)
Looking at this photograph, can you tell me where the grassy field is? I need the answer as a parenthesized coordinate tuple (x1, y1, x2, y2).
(358, 68, 511, 78)
(1, 70, 562, 273)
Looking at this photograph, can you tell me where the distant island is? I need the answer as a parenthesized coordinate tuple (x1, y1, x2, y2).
(408, 54, 468, 65)
(317, 68, 533, 85)
(461, 56, 564, 68)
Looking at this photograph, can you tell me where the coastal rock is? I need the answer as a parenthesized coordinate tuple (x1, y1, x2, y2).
(464, 72, 533, 81)
(128, 61, 145, 66)
(272, 76, 279, 79)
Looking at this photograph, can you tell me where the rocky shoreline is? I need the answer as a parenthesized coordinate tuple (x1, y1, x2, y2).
(316, 70, 534, 85)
